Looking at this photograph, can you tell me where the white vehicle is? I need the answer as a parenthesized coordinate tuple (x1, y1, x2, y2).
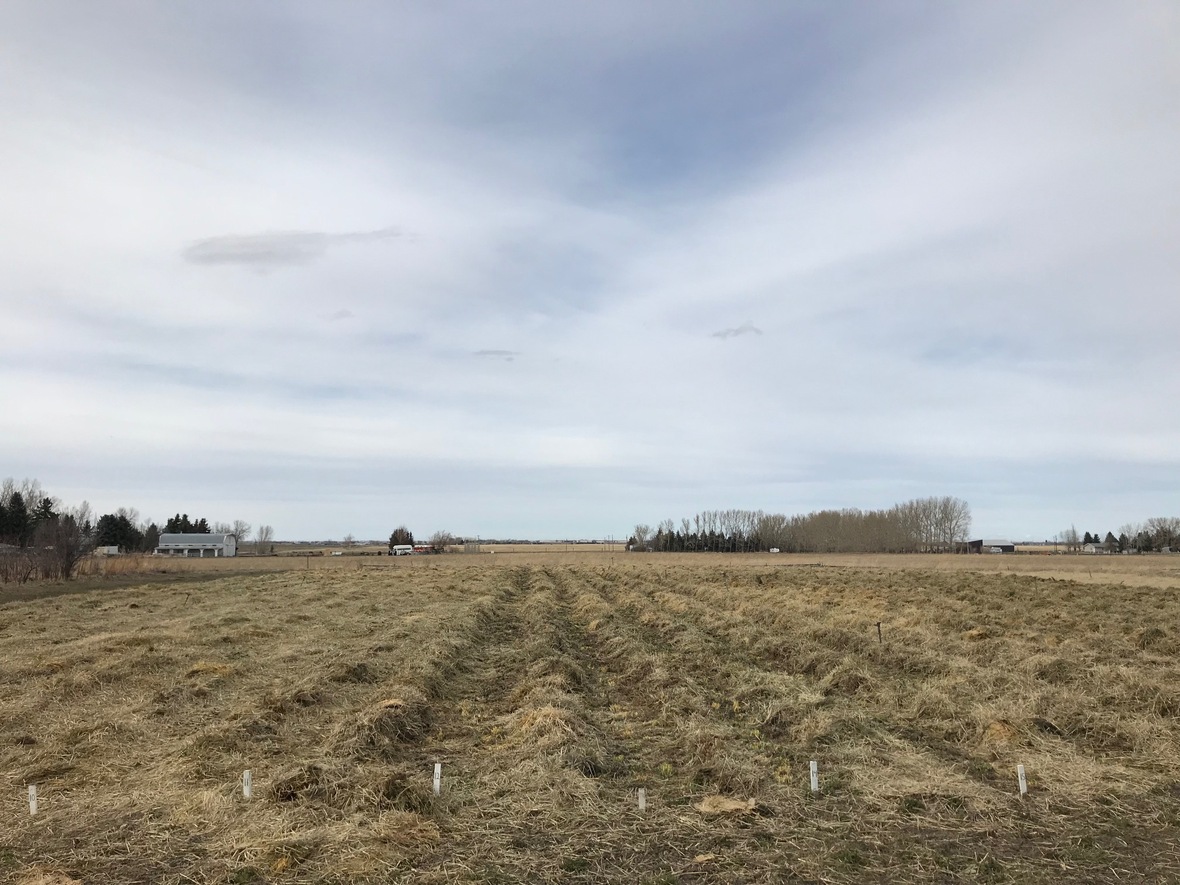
(392, 545, 413, 556)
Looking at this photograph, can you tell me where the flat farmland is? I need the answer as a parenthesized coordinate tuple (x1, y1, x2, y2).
(2, 556, 1179, 883)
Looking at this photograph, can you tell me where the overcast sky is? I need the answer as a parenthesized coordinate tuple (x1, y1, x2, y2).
(1, 2, 1177, 541)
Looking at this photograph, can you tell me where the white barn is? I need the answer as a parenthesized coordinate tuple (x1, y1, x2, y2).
(155, 533, 238, 557)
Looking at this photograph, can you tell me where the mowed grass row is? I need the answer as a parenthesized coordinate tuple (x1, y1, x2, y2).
(558, 563, 1180, 881)
(0, 565, 505, 883)
(1, 559, 1179, 883)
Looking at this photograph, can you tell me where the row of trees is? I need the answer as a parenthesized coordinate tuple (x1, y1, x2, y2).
(88, 510, 270, 554)
(1058, 518, 1180, 553)
(630, 497, 973, 554)
(2, 476, 278, 582)
(0, 479, 92, 581)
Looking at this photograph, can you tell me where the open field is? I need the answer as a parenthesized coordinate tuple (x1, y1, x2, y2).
(2, 555, 1180, 883)
(16, 547, 1179, 600)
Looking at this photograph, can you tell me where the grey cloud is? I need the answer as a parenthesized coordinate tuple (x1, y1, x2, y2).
(325, 308, 354, 322)
(711, 322, 762, 340)
(474, 349, 520, 362)
(183, 228, 401, 267)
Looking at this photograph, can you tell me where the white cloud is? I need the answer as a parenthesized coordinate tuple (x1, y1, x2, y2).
(0, 1, 1176, 539)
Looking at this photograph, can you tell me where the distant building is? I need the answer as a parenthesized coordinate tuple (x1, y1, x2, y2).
(155, 533, 237, 557)
(94, 546, 120, 556)
(965, 539, 1016, 554)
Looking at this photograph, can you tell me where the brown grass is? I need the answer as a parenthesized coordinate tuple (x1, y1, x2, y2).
(1, 555, 1179, 883)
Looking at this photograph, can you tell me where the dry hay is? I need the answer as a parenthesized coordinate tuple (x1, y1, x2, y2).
(331, 689, 432, 758)
(16, 872, 83, 885)
(3, 556, 1180, 883)
(694, 794, 758, 815)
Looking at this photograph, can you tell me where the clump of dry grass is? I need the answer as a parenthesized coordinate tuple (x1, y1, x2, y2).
(331, 690, 433, 759)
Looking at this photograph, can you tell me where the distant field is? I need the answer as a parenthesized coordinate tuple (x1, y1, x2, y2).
(2, 555, 1179, 883)
(33, 547, 1180, 594)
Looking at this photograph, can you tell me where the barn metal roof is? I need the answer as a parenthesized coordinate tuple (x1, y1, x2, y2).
(157, 533, 236, 545)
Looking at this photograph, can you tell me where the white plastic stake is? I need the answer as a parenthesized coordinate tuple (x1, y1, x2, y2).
(433, 762, 442, 796)
(27, 785, 37, 816)
(637, 787, 647, 812)
(1017, 764, 1028, 797)
(809, 760, 820, 794)
(242, 770, 253, 800)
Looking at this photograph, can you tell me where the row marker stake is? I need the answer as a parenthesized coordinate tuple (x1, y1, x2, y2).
(810, 760, 820, 795)
(28, 785, 37, 816)
(433, 762, 442, 796)
(638, 787, 647, 812)
(242, 770, 253, 800)
(1017, 764, 1028, 797)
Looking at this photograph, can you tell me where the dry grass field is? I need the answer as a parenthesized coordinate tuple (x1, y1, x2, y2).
(2, 553, 1179, 883)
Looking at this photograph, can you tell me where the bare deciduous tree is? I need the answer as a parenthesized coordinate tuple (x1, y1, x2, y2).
(428, 530, 456, 553)
(1145, 517, 1180, 550)
(1061, 525, 1080, 553)
(255, 524, 275, 554)
(34, 508, 91, 580)
(631, 524, 652, 551)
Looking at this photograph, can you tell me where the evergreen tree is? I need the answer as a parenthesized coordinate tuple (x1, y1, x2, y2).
(6, 493, 32, 548)
(32, 497, 57, 525)
(164, 513, 209, 533)
(95, 513, 145, 552)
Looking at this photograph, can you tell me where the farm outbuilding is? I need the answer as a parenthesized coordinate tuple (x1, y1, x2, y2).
(155, 533, 237, 557)
(965, 539, 1016, 554)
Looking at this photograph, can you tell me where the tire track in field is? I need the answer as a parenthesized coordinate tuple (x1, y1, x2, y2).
(412, 566, 810, 884)
(553, 566, 832, 884)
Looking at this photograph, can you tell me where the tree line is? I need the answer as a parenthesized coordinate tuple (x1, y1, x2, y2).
(629, 497, 973, 554)
(0, 478, 93, 582)
(1058, 518, 1180, 553)
(1, 476, 275, 583)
